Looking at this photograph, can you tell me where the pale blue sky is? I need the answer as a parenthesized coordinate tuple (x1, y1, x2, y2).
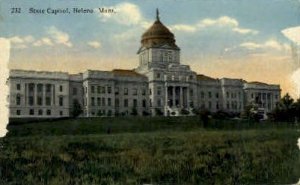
(0, 0, 299, 95)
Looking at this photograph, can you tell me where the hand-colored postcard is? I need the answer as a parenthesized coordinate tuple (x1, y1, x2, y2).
(0, 0, 300, 184)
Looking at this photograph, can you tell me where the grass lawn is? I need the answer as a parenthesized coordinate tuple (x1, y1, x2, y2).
(1, 117, 299, 185)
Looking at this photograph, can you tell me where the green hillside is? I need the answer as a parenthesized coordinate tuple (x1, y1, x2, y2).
(1, 117, 299, 185)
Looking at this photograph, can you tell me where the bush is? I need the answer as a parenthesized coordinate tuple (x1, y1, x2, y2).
(180, 108, 190, 115)
(155, 108, 163, 116)
(212, 110, 229, 120)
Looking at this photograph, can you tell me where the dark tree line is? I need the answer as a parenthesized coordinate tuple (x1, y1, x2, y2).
(271, 93, 300, 122)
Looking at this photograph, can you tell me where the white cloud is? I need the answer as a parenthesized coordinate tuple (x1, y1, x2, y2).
(33, 37, 53, 47)
(99, 2, 145, 26)
(199, 16, 239, 28)
(240, 42, 262, 50)
(282, 26, 300, 45)
(239, 39, 290, 51)
(9, 27, 72, 49)
(170, 24, 197, 33)
(87, 41, 101, 48)
(233, 27, 258, 35)
(170, 16, 258, 35)
(9, 35, 35, 49)
(47, 26, 72, 47)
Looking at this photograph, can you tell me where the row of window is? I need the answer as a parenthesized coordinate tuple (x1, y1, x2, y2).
(200, 91, 242, 99)
(200, 91, 219, 99)
(15, 95, 64, 106)
(16, 83, 64, 93)
(226, 101, 242, 110)
(16, 109, 63, 116)
(250, 92, 278, 100)
(88, 97, 147, 108)
(86, 86, 147, 96)
(201, 101, 220, 110)
(226, 92, 242, 99)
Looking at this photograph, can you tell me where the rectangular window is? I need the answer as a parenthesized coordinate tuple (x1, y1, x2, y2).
(46, 97, 51, 106)
(226, 92, 229, 98)
(59, 85, 63, 92)
(59, 97, 64, 106)
(16, 84, 21, 90)
(60, 111, 63, 116)
(157, 87, 161, 95)
(16, 110, 21, 115)
(46, 84, 51, 93)
(142, 89, 146, 95)
(208, 101, 212, 109)
(29, 84, 34, 92)
(29, 109, 34, 115)
(108, 98, 112, 106)
(91, 97, 95, 106)
(97, 86, 101, 94)
(190, 89, 194, 97)
(157, 99, 161, 107)
(97, 97, 101, 106)
(208, 92, 212, 98)
(37, 97, 43, 106)
(133, 99, 137, 107)
(101, 86, 106, 94)
(215, 93, 219, 98)
(124, 88, 128, 95)
(102, 97, 105, 106)
(29, 96, 34, 106)
(16, 95, 21, 105)
(91, 86, 95, 93)
(142, 99, 146, 108)
(37, 84, 43, 93)
(38, 109, 43, 115)
(107, 86, 112, 94)
(156, 73, 161, 79)
(201, 92, 204, 98)
(47, 109, 51, 115)
(115, 98, 119, 107)
(133, 88, 137, 95)
(72, 88, 77, 95)
(115, 87, 119, 95)
(124, 99, 128, 107)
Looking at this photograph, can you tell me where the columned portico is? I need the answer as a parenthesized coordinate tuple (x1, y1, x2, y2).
(165, 85, 190, 109)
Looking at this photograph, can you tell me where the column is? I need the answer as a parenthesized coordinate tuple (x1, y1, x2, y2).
(172, 86, 175, 107)
(34, 83, 37, 106)
(25, 83, 27, 105)
(187, 87, 190, 108)
(52, 84, 55, 105)
(42, 84, 46, 106)
(165, 86, 168, 107)
(179, 87, 183, 107)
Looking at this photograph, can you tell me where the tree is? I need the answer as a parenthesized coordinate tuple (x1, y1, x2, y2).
(272, 93, 296, 122)
(71, 99, 83, 118)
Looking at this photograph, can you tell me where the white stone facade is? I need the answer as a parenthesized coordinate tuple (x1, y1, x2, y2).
(7, 13, 281, 118)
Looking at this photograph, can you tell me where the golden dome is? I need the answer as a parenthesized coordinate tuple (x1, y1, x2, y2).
(140, 9, 178, 49)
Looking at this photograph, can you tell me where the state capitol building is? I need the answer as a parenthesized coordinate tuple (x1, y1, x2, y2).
(8, 10, 281, 118)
